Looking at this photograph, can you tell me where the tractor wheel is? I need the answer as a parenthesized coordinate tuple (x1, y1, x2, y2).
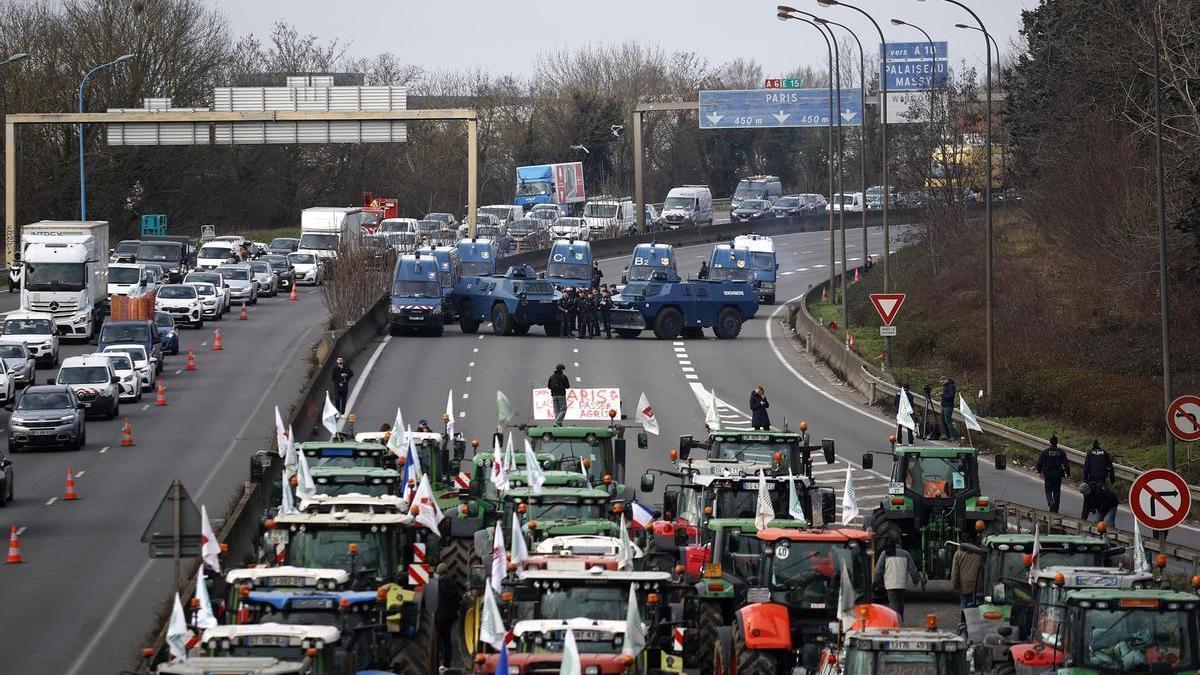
(616, 329, 641, 339)
(713, 307, 743, 339)
(681, 326, 704, 339)
(733, 614, 776, 675)
(652, 307, 683, 340)
(491, 304, 513, 336)
(984, 507, 1009, 537)
(873, 518, 904, 547)
(391, 608, 435, 675)
(994, 663, 1016, 675)
(440, 537, 471, 588)
(457, 596, 481, 668)
(459, 303, 479, 333)
(692, 602, 724, 673)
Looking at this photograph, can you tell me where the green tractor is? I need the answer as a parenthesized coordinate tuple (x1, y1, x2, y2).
(1055, 589, 1200, 673)
(828, 627, 969, 674)
(861, 445, 1006, 580)
(523, 425, 632, 494)
(676, 427, 835, 478)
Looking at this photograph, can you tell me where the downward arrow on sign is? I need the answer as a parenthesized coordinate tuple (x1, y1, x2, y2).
(773, 111, 791, 124)
(841, 111, 858, 122)
(706, 113, 725, 126)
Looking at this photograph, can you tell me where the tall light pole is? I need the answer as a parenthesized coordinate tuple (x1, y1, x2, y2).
(956, 23, 1006, 209)
(778, 9, 837, 302)
(78, 54, 133, 221)
(816, 19, 869, 278)
(0, 54, 28, 264)
(890, 19, 937, 139)
(1146, 7, 1174, 471)
(927, 0, 994, 401)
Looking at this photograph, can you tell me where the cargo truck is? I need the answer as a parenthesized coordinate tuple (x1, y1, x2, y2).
(514, 162, 586, 215)
(19, 220, 109, 340)
(299, 207, 367, 260)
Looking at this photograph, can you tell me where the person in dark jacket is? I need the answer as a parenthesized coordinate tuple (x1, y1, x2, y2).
(591, 262, 603, 289)
(750, 386, 771, 430)
(1081, 482, 1119, 527)
(894, 383, 915, 445)
(432, 562, 462, 670)
(1082, 439, 1115, 486)
(1035, 435, 1071, 513)
(598, 289, 613, 339)
(698, 261, 710, 279)
(331, 356, 353, 413)
(548, 364, 571, 427)
(939, 376, 958, 440)
(557, 289, 574, 338)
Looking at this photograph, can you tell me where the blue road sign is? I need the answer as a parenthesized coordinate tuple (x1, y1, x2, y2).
(882, 41, 949, 92)
(882, 41, 949, 61)
(698, 89, 863, 129)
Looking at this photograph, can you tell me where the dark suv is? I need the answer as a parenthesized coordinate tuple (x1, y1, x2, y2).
(7, 385, 85, 452)
(97, 320, 164, 374)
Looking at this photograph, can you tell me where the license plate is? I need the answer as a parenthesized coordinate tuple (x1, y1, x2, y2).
(573, 630, 601, 641)
(264, 529, 289, 546)
(30, 429, 56, 436)
(79, 402, 91, 408)
(408, 316, 425, 321)
(243, 635, 290, 647)
(264, 576, 305, 587)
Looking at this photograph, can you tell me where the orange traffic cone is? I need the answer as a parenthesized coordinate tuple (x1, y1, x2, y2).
(821, 287, 827, 302)
(186, 349, 196, 372)
(6, 526, 23, 564)
(63, 467, 79, 501)
(289, 284, 299, 301)
(155, 383, 168, 406)
(212, 329, 223, 350)
(847, 333, 857, 351)
(239, 303, 248, 320)
(853, 267, 860, 284)
(121, 418, 134, 447)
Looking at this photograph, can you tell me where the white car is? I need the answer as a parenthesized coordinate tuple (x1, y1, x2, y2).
(287, 253, 323, 285)
(102, 344, 155, 389)
(0, 311, 60, 368)
(94, 351, 141, 402)
(184, 271, 230, 313)
(55, 355, 120, 420)
(187, 282, 224, 320)
(0, 360, 15, 408)
(107, 263, 158, 298)
(155, 284, 204, 328)
(0, 342, 36, 387)
(549, 217, 589, 240)
(249, 261, 279, 297)
(196, 241, 241, 270)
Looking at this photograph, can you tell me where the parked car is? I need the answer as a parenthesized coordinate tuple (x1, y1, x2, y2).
(7, 385, 85, 452)
(54, 355, 120, 420)
(0, 343, 36, 387)
(95, 351, 141, 403)
(266, 237, 299, 255)
(188, 282, 224, 321)
(772, 195, 804, 217)
(799, 193, 829, 214)
(155, 284, 204, 328)
(528, 204, 561, 224)
(102, 344, 156, 389)
(550, 217, 589, 240)
(184, 271, 230, 313)
(249, 260, 279, 297)
(215, 264, 259, 305)
(0, 312, 60, 367)
(287, 253, 323, 286)
(153, 311, 180, 356)
(97, 319, 163, 374)
(506, 218, 548, 250)
(261, 255, 296, 291)
(729, 199, 775, 223)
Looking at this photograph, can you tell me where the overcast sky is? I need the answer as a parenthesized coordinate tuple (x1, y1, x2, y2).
(211, 0, 1039, 81)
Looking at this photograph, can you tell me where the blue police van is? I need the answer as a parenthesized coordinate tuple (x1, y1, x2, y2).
(733, 234, 778, 303)
(544, 239, 593, 289)
(389, 253, 449, 336)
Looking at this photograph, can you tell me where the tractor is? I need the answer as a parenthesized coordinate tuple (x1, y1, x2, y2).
(675, 427, 834, 479)
(1054, 589, 1200, 673)
(818, 625, 969, 675)
(221, 567, 351, 624)
(179, 623, 379, 675)
(861, 445, 1006, 581)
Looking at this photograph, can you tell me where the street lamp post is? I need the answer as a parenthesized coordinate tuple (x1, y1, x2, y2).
(77, 54, 133, 221)
(0, 54, 28, 265)
(1146, 9, 1174, 471)
(777, 10, 837, 302)
(890, 19, 937, 144)
(928, 0, 994, 401)
(955, 23, 1005, 205)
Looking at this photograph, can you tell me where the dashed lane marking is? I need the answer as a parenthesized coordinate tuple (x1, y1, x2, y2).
(681, 367, 695, 372)
(574, 377, 581, 382)
(473, 348, 479, 353)
(46, 497, 57, 506)
(685, 374, 699, 380)
(174, 369, 182, 375)
(462, 393, 469, 399)
(15, 526, 26, 536)
(573, 348, 579, 353)
(141, 405, 150, 411)
(573, 362, 579, 367)
(75, 470, 85, 478)
(465, 376, 472, 382)
(679, 360, 692, 366)
(99, 446, 109, 454)
(468, 361, 475, 367)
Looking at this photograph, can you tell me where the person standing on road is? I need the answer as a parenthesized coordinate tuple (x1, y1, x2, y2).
(548, 364, 570, 427)
(598, 288, 613, 339)
(557, 289, 574, 338)
(1035, 435, 1071, 513)
(949, 540, 984, 610)
(894, 383, 915, 445)
(331, 356, 353, 413)
(1082, 439, 1115, 487)
(432, 562, 461, 671)
(588, 290, 602, 338)
(939, 376, 958, 440)
(592, 262, 603, 290)
(874, 539, 920, 621)
(750, 386, 771, 430)
(698, 261, 710, 279)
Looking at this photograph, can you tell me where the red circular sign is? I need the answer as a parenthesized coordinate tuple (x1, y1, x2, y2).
(1167, 395, 1200, 442)
(1129, 469, 1192, 531)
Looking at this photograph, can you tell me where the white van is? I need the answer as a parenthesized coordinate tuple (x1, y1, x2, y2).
(378, 218, 419, 235)
(830, 192, 865, 213)
(195, 241, 240, 269)
(661, 186, 714, 229)
(583, 197, 636, 239)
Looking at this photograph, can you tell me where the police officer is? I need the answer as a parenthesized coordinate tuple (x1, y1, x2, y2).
(1035, 435, 1071, 513)
(331, 356, 353, 413)
(1081, 439, 1115, 519)
(598, 288, 612, 339)
(592, 262, 603, 289)
(698, 261, 709, 279)
(586, 290, 601, 338)
(558, 288, 574, 338)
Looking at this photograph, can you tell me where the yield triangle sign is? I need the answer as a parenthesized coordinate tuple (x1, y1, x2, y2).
(869, 293, 906, 326)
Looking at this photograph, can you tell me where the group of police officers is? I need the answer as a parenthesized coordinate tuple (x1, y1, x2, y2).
(557, 285, 614, 339)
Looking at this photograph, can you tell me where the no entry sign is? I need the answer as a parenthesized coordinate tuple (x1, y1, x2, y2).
(1129, 468, 1192, 531)
(1167, 395, 1200, 442)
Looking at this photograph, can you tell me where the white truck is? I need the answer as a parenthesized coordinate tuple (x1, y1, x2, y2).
(19, 220, 109, 340)
(298, 207, 367, 260)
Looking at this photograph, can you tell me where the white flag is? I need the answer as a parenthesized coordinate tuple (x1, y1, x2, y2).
(622, 584, 647, 658)
(523, 439, 545, 493)
(413, 474, 444, 534)
(274, 405, 288, 457)
(637, 391, 660, 436)
(445, 390, 456, 439)
(166, 593, 190, 662)
(478, 584, 508, 651)
(841, 466, 859, 525)
(559, 628, 582, 675)
(837, 561, 857, 632)
(282, 425, 297, 479)
(194, 572, 218, 630)
(511, 512, 530, 568)
(1133, 519, 1150, 573)
(787, 469, 807, 522)
(321, 391, 340, 438)
(490, 520, 507, 594)
(295, 450, 316, 501)
(279, 469, 298, 515)
(705, 387, 721, 430)
(200, 505, 221, 573)
(754, 471, 775, 531)
(490, 438, 510, 493)
(386, 407, 406, 457)
(503, 433, 517, 472)
(896, 387, 916, 433)
(497, 390, 514, 433)
(617, 513, 634, 570)
(1028, 524, 1042, 583)
(958, 394, 982, 433)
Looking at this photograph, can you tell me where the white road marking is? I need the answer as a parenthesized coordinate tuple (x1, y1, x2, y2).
(813, 264, 827, 268)
(344, 336, 391, 414)
(849, 257, 861, 261)
(573, 348, 579, 353)
(201, 342, 208, 346)
(681, 367, 695, 372)
(45, 497, 57, 506)
(673, 347, 686, 353)
(465, 376, 472, 382)
(781, 272, 794, 276)
(679, 360, 692, 366)
(573, 362, 579, 367)
(462, 393, 469, 399)
(174, 369, 182, 375)
(15, 526, 26, 536)
(75, 470, 85, 478)
(468, 362, 475, 367)
(685, 374, 699, 380)
(141, 404, 150, 411)
(574, 377, 581, 382)
(473, 348, 479, 353)
(478, 335, 485, 340)
(673, 341, 684, 346)
(459, 411, 466, 418)
(99, 446, 108, 454)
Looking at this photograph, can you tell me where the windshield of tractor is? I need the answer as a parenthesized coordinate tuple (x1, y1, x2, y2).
(539, 585, 627, 623)
(720, 529, 767, 581)
(710, 436, 794, 463)
(901, 456, 971, 498)
(986, 549, 1105, 592)
(311, 479, 394, 498)
(306, 450, 379, 469)
(769, 541, 870, 607)
(710, 483, 788, 519)
(286, 529, 389, 572)
(531, 437, 605, 469)
(519, 498, 606, 522)
(1075, 606, 1198, 671)
(206, 641, 332, 665)
(1033, 585, 1069, 643)
(843, 650, 968, 675)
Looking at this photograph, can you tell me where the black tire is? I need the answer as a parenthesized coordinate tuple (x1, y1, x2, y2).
(765, 294, 776, 304)
(389, 324, 402, 337)
(8, 442, 18, 454)
(491, 304, 512, 336)
(0, 478, 8, 507)
(392, 609, 435, 675)
(459, 303, 479, 334)
(692, 602, 724, 672)
(431, 322, 445, 337)
(616, 329, 641, 339)
(195, 319, 204, 330)
(511, 322, 530, 336)
(544, 322, 561, 337)
(652, 307, 683, 340)
(713, 307, 743, 339)
(681, 326, 704, 339)
(441, 537, 471, 588)
(733, 614, 776, 675)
